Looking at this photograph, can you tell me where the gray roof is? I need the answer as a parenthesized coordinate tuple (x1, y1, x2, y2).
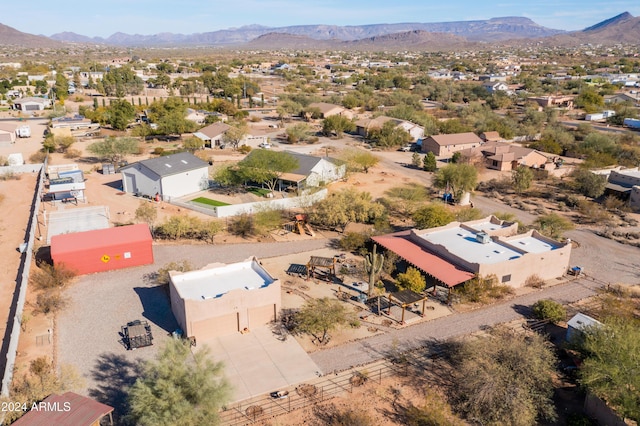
(122, 152, 208, 178)
(284, 151, 343, 176)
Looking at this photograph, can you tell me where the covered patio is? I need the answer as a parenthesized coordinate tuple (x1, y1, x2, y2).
(372, 231, 475, 303)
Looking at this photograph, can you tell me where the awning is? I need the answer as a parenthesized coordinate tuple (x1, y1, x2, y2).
(373, 232, 474, 287)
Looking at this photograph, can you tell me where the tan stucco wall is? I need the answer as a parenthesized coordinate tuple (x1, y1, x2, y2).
(170, 279, 281, 339)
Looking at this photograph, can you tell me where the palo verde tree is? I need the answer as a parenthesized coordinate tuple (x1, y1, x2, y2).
(235, 150, 299, 193)
(368, 121, 412, 148)
(222, 120, 248, 150)
(412, 203, 455, 229)
(322, 114, 355, 137)
(511, 165, 534, 194)
(308, 188, 385, 232)
(127, 339, 230, 426)
(578, 316, 640, 422)
(294, 298, 350, 345)
(87, 136, 139, 163)
(433, 163, 478, 202)
(534, 213, 574, 240)
(339, 148, 380, 174)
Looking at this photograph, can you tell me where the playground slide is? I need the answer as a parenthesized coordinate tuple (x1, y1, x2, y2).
(304, 223, 315, 237)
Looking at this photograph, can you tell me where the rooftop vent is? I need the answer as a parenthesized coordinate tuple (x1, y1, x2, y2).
(476, 232, 490, 244)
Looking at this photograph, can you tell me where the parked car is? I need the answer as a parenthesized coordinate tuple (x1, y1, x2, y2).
(270, 390, 289, 399)
(400, 144, 413, 152)
(258, 142, 272, 149)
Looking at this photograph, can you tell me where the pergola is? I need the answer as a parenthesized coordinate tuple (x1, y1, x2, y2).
(372, 232, 475, 304)
(387, 289, 429, 324)
(306, 256, 336, 281)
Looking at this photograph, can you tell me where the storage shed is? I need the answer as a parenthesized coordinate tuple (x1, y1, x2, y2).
(51, 224, 153, 275)
(566, 313, 602, 343)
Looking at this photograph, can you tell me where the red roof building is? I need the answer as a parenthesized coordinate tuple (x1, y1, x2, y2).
(51, 223, 154, 275)
(13, 392, 113, 426)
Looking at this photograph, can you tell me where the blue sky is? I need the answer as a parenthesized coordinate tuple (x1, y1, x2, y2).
(4, 0, 640, 38)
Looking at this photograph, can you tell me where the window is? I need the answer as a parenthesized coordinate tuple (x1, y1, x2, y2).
(501, 274, 511, 283)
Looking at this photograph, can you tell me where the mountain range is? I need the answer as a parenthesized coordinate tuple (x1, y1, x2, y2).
(0, 13, 638, 50)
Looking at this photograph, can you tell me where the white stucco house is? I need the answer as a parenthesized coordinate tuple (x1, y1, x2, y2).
(278, 151, 346, 190)
(12, 97, 51, 111)
(120, 152, 210, 199)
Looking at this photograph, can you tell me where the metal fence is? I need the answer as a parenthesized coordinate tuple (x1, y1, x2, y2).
(218, 360, 415, 426)
(0, 161, 46, 396)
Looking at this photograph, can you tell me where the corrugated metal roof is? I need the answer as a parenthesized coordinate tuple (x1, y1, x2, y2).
(51, 223, 152, 256)
(428, 132, 483, 146)
(121, 152, 208, 178)
(372, 232, 474, 287)
(12, 392, 113, 426)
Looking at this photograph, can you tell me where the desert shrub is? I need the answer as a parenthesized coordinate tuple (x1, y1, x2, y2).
(525, 274, 545, 289)
(455, 207, 483, 222)
(339, 232, 369, 253)
(455, 275, 514, 304)
(156, 260, 193, 285)
(228, 213, 255, 237)
(63, 148, 82, 159)
(249, 116, 262, 122)
(532, 299, 566, 323)
(31, 263, 77, 290)
(29, 151, 48, 163)
(403, 389, 465, 426)
(577, 200, 613, 225)
(603, 195, 628, 212)
(237, 144, 252, 154)
(315, 404, 375, 426)
(152, 147, 165, 155)
(36, 292, 66, 314)
(382, 251, 399, 275)
(0, 156, 7, 166)
(0, 172, 20, 181)
(253, 208, 284, 235)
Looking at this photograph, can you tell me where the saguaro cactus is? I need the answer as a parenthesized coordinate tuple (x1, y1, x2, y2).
(364, 244, 384, 298)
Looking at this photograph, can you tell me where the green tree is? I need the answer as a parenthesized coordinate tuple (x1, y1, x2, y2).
(127, 339, 230, 426)
(532, 299, 566, 323)
(148, 97, 197, 136)
(451, 327, 557, 425)
(412, 203, 455, 229)
(182, 136, 203, 153)
(101, 66, 144, 97)
(340, 149, 380, 174)
(396, 267, 426, 293)
(575, 87, 605, 113)
(368, 121, 412, 148)
(236, 150, 299, 193)
(433, 164, 478, 201)
(285, 122, 312, 144)
(512, 165, 534, 194)
(87, 136, 139, 163)
(423, 152, 437, 172)
(53, 73, 69, 101)
(572, 169, 607, 198)
(105, 99, 136, 130)
(534, 213, 574, 239)
(322, 114, 356, 137)
(294, 298, 350, 345)
(222, 120, 248, 150)
(308, 188, 385, 231)
(411, 152, 421, 168)
(579, 317, 640, 421)
(135, 201, 158, 235)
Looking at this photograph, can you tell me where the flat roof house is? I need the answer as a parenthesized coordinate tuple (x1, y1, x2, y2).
(373, 216, 571, 290)
(169, 258, 281, 341)
(120, 152, 209, 200)
(421, 132, 483, 157)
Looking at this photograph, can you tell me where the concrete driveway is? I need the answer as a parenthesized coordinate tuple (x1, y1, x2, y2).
(201, 326, 320, 402)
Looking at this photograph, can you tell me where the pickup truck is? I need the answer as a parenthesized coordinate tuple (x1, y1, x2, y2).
(400, 144, 413, 152)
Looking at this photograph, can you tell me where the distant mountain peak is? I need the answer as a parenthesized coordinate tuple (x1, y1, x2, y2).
(583, 11, 633, 32)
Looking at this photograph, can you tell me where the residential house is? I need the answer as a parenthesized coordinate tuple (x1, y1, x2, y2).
(0, 122, 17, 144)
(480, 131, 504, 142)
(373, 216, 571, 293)
(120, 152, 210, 199)
(307, 102, 354, 119)
(421, 132, 483, 157)
(12, 97, 51, 111)
(528, 95, 574, 110)
(604, 168, 640, 210)
(280, 151, 346, 190)
(169, 258, 281, 340)
(481, 81, 509, 94)
(355, 116, 424, 142)
(193, 122, 231, 148)
(604, 92, 639, 105)
(479, 143, 548, 171)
